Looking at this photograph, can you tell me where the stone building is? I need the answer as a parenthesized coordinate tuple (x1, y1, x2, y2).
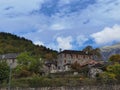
(0, 53, 19, 68)
(57, 50, 94, 71)
(44, 60, 57, 73)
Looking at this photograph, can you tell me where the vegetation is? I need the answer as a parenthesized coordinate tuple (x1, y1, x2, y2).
(98, 54, 120, 84)
(82, 46, 102, 59)
(109, 54, 120, 63)
(14, 52, 44, 78)
(0, 32, 57, 59)
(71, 61, 90, 77)
(0, 53, 120, 87)
(0, 32, 120, 87)
(0, 61, 9, 83)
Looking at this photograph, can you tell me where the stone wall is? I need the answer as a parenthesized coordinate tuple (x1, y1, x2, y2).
(1, 85, 120, 90)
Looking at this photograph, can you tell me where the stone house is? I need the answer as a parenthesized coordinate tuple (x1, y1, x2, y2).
(57, 50, 94, 71)
(0, 53, 19, 68)
(44, 60, 57, 73)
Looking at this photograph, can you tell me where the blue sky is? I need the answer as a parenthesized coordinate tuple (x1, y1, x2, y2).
(0, 0, 120, 50)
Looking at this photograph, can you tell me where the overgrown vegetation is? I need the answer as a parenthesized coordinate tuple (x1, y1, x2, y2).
(98, 54, 120, 84)
(0, 32, 57, 59)
(0, 61, 9, 84)
(13, 52, 44, 78)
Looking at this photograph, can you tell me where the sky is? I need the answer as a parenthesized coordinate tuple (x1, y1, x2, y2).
(0, 0, 120, 50)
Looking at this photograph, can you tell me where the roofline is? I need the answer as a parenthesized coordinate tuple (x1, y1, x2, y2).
(59, 50, 92, 55)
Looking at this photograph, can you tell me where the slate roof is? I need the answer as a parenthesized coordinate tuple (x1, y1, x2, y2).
(59, 50, 91, 55)
(0, 53, 19, 59)
(45, 60, 57, 67)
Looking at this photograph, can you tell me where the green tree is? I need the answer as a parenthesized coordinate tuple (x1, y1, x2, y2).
(14, 52, 44, 77)
(107, 63, 120, 79)
(29, 58, 44, 74)
(17, 52, 34, 66)
(0, 61, 9, 83)
(83, 46, 93, 54)
(14, 52, 35, 78)
(14, 65, 31, 78)
(99, 72, 116, 83)
(100, 63, 120, 83)
(82, 46, 101, 59)
(109, 54, 120, 64)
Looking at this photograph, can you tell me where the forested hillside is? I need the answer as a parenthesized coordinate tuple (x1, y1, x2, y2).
(0, 32, 57, 59)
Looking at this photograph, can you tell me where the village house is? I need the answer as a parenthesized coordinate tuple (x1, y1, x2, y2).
(0, 51, 103, 77)
(0, 53, 19, 68)
(57, 50, 95, 71)
(44, 60, 57, 73)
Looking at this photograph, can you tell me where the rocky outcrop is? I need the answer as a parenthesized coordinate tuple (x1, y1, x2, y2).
(100, 43, 120, 60)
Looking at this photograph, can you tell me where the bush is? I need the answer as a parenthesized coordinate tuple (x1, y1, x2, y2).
(98, 72, 116, 84)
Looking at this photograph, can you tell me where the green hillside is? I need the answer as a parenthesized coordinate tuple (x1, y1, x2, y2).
(0, 32, 57, 59)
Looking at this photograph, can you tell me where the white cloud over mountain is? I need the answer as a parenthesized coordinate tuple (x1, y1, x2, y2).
(91, 24, 120, 44)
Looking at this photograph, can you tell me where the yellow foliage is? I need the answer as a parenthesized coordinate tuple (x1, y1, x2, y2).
(100, 72, 116, 80)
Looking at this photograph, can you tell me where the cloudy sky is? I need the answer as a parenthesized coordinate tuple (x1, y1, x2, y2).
(0, 0, 120, 50)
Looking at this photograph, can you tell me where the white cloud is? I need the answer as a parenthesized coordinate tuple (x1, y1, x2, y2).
(56, 36, 73, 50)
(34, 41, 44, 46)
(91, 24, 120, 44)
(77, 35, 88, 46)
(50, 23, 65, 30)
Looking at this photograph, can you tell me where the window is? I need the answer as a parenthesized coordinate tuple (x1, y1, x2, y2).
(76, 54, 78, 58)
(68, 60, 71, 63)
(58, 66, 60, 69)
(64, 54, 66, 58)
(64, 60, 66, 63)
(71, 54, 73, 58)
(12, 59, 15, 63)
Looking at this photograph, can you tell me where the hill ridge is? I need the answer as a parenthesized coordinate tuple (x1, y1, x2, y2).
(0, 32, 57, 59)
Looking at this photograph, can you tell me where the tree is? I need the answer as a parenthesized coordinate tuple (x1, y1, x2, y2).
(14, 65, 31, 78)
(0, 61, 9, 83)
(109, 54, 120, 64)
(99, 63, 120, 82)
(17, 52, 34, 66)
(14, 52, 44, 77)
(99, 72, 116, 83)
(45, 53, 57, 61)
(107, 63, 120, 79)
(82, 46, 101, 60)
(29, 58, 44, 74)
(71, 61, 81, 71)
(71, 61, 89, 77)
(83, 46, 93, 54)
(14, 52, 35, 78)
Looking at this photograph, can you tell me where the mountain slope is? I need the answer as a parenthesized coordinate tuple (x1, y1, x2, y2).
(0, 32, 57, 59)
(100, 43, 120, 60)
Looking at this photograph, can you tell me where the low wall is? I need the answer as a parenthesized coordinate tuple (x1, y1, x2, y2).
(0, 85, 120, 90)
